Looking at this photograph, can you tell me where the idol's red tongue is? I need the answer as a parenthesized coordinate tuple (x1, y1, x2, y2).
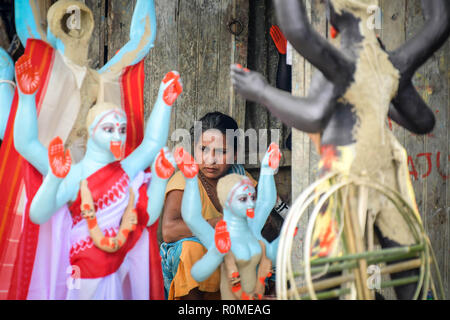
(110, 141, 123, 160)
(246, 208, 255, 219)
(330, 25, 339, 39)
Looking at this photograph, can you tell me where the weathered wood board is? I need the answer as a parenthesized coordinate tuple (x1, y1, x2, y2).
(138, 0, 249, 144)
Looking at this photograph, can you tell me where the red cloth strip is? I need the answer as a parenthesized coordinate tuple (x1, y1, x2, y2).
(4, 39, 54, 300)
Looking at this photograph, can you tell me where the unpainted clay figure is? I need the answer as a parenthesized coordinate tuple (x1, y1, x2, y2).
(231, 0, 449, 300)
(13, 0, 158, 157)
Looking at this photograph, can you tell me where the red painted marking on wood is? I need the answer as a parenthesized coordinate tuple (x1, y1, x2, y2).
(417, 153, 432, 178)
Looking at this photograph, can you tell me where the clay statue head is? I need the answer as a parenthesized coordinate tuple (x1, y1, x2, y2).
(327, 0, 379, 42)
(86, 103, 127, 161)
(47, 0, 94, 65)
(217, 174, 256, 219)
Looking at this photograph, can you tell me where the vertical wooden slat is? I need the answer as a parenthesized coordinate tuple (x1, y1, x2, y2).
(39, 0, 54, 28)
(216, 0, 248, 131)
(290, 0, 327, 269)
(229, 0, 249, 130)
(245, 0, 269, 136)
(411, 2, 449, 298)
(378, 0, 405, 300)
(445, 40, 449, 299)
(404, 0, 448, 298)
(405, 0, 426, 218)
(423, 36, 449, 297)
(380, 0, 406, 146)
(86, 0, 106, 70)
(0, 16, 10, 50)
(106, 0, 135, 61)
(307, 0, 326, 193)
(291, 0, 312, 266)
(266, 0, 284, 148)
(175, 0, 198, 134)
(217, 0, 234, 122)
(144, 0, 179, 148)
(196, 0, 220, 120)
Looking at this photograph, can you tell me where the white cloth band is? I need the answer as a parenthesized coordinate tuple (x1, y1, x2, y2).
(0, 80, 16, 88)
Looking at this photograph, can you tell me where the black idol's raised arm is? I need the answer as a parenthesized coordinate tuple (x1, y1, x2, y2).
(273, 0, 354, 88)
(389, 81, 436, 135)
(389, 0, 450, 79)
(231, 65, 336, 133)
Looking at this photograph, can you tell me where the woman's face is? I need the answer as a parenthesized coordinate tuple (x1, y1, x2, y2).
(194, 129, 235, 180)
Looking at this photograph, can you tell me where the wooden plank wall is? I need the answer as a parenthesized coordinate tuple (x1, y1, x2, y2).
(139, 0, 249, 139)
(292, 0, 449, 298)
(104, 0, 292, 203)
(27, 0, 248, 137)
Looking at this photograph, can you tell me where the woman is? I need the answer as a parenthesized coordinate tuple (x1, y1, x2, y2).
(160, 112, 259, 300)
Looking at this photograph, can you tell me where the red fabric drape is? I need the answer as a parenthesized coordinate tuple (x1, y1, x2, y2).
(121, 61, 165, 299)
(2, 41, 164, 299)
(0, 39, 54, 300)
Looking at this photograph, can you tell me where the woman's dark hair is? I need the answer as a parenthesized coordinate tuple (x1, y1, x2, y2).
(190, 112, 239, 154)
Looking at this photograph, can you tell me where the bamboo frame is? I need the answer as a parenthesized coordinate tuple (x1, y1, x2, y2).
(294, 259, 422, 296)
(276, 173, 446, 300)
(294, 248, 422, 277)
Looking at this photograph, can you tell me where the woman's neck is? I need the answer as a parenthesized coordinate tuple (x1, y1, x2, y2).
(198, 170, 223, 212)
(200, 171, 218, 187)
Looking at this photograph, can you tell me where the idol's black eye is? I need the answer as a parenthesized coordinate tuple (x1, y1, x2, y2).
(119, 125, 126, 134)
(102, 125, 114, 133)
(238, 195, 247, 202)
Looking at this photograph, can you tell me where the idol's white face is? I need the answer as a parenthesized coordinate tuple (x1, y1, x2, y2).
(90, 110, 127, 158)
(227, 181, 256, 219)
